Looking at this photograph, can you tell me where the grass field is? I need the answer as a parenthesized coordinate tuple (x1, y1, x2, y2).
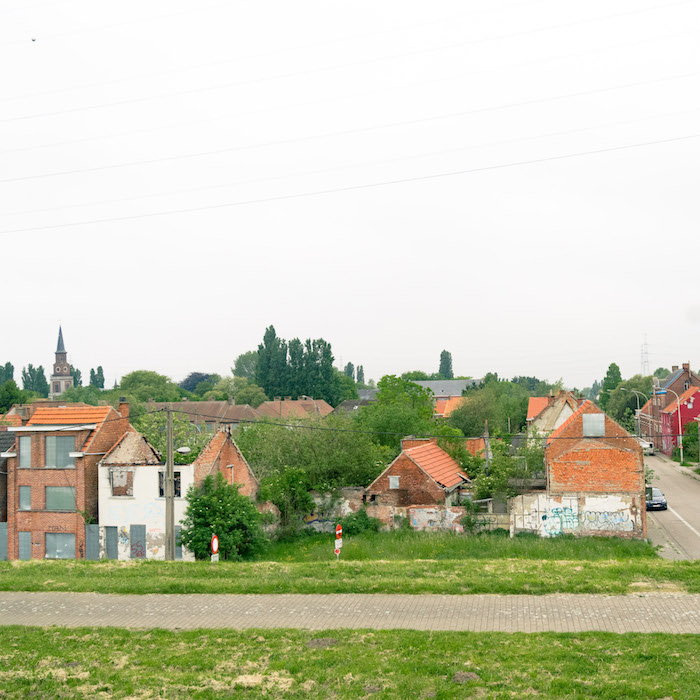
(0, 626, 698, 699)
(259, 529, 659, 562)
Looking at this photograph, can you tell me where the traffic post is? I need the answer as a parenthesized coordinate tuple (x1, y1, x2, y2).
(211, 534, 219, 563)
(334, 524, 343, 561)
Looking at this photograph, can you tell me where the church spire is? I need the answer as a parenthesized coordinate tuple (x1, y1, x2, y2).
(56, 326, 66, 354)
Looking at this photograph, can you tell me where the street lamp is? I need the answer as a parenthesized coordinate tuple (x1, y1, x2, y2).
(653, 387, 683, 465)
(165, 406, 191, 561)
(619, 388, 649, 438)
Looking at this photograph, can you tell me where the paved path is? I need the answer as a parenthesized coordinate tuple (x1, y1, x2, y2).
(2, 592, 700, 633)
(645, 454, 700, 560)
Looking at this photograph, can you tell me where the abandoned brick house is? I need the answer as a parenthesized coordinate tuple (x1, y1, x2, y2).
(511, 400, 647, 539)
(99, 426, 258, 561)
(365, 438, 469, 507)
(526, 390, 585, 436)
(3, 403, 130, 560)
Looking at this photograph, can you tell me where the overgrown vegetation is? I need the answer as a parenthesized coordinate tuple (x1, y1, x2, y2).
(1, 627, 698, 699)
(336, 508, 381, 536)
(179, 473, 266, 560)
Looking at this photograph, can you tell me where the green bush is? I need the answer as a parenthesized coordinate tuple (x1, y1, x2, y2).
(337, 508, 381, 536)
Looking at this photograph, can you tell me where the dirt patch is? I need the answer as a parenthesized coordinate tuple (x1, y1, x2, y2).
(452, 671, 481, 683)
(307, 637, 338, 649)
(364, 684, 381, 693)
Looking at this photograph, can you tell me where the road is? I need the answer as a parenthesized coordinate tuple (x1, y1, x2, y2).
(645, 454, 700, 560)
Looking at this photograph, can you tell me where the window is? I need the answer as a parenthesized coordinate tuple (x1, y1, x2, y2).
(159, 471, 181, 498)
(685, 380, 690, 391)
(19, 486, 31, 510)
(45, 533, 75, 559)
(389, 476, 400, 490)
(53, 382, 60, 393)
(582, 414, 605, 437)
(109, 468, 134, 497)
(45, 486, 76, 511)
(19, 436, 31, 468)
(45, 436, 75, 468)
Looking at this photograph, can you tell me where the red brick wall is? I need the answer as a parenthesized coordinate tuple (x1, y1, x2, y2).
(400, 437, 437, 451)
(546, 406, 644, 495)
(367, 453, 445, 506)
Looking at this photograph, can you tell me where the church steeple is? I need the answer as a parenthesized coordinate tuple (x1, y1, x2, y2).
(49, 326, 73, 399)
(56, 326, 66, 354)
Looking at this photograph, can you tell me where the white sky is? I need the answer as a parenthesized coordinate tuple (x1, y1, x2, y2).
(1, 0, 699, 390)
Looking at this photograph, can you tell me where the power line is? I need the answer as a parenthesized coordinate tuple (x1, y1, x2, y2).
(1, 0, 693, 122)
(2, 25, 693, 157)
(2, 68, 698, 185)
(1, 131, 698, 236)
(4, 104, 698, 219)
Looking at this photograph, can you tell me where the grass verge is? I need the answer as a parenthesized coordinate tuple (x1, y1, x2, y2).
(1, 557, 699, 595)
(0, 626, 698, 699)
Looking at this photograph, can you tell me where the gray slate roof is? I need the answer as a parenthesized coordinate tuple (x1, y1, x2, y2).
(413, 379, 478, 396)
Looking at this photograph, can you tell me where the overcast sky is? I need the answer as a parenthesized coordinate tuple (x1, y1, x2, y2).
(1, 0, 699, 390)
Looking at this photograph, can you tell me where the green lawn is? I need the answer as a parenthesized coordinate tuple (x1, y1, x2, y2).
(0, 626, 698, 699)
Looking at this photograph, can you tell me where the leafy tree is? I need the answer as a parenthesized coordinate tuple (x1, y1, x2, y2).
(133, 410, 211, 463)
(354, 375, 435, 451)
(343, 362, 355, 380)
(89, 367, 105, 389)
(70, 367, 82, 387)
(119, 370, 182, 402)
(678, 421, 699, 462)
(258, 467, 316, 536)
(470, 439, 543, 500)
(401, 370, 431, 381)
(61, 385, 106, 406)
(205, 376, 268, 408)
(605, 375, 652, 433)
(330, 369, 358, 406)
(654, 367, 671, 379)
(599, 363, 622, 411)
(179, 472, 266, 560)
(511, 376, 556, 396)
(439, 350, 454, 379)
(0, 362, 14, 385)
(0, 379, 22, 412)
(237, 414, 391, 490)
(21, 364, 49, 397)
(449, 380, 529, 437)
(179, 372, 212, 393)
(356, 365, 365, 385)
(232, 351, 258, 381)
(192, 374, 222, 397)
(256, 326, 288, 399)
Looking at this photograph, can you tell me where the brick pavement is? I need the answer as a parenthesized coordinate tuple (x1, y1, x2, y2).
(1, 592, 699, 633)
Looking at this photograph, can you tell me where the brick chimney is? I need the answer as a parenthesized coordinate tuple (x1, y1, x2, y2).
(401, 436, 437, 451)
(118, 397, 129, 419)
(683, 362, 690, 371)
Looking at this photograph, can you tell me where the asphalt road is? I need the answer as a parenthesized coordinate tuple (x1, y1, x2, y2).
(645, 454, 700, 560)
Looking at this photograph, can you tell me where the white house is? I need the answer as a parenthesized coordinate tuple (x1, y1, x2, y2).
(98, 431, 195, 560)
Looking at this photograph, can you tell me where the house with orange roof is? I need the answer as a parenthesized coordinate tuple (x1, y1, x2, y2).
(433, 395, 467, 418)
(3, 402, 131, 560)
(660, 386, 700, 455)
(511, 401, 646, 539)
(526, 391, 584, 436)
(365, 437, 469, 508)
(97, 426, 258, 560)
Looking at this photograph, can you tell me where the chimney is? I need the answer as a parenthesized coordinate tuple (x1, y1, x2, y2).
(400, 436, 436, 451)
(119, 397, 129, 419)
(683, 362, 690, 371)
(672, 365, 679, 372)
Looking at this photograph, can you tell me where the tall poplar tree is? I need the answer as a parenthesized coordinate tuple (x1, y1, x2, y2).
(439, 350, 454, 379)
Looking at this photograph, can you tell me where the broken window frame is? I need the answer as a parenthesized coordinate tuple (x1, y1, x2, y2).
(109, 468, 134, 497)
(158, 471, 181, 498)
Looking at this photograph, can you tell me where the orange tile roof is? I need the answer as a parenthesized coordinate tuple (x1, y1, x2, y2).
(527, 397, 549, 421)
(639, 398, 652, 415)
(406, 442, 468, 489)
(0, 414, 22, 426)
(433, 396, 466, 417)
(546, 400, 595, 444)
(27, 406, 112, 425)
(661, 386, 700, 413)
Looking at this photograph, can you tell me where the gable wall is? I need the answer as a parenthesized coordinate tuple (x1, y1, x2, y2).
(367, 453, 445, 506)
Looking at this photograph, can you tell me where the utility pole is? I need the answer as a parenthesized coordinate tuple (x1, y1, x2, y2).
(165, 405, 175, 561)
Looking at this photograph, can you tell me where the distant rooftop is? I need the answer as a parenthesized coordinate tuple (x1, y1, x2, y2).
(413, 379, 477, 396)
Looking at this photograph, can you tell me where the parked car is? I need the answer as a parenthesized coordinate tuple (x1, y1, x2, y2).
(646, 487, 668, 510)
(637, 438, 655, 455)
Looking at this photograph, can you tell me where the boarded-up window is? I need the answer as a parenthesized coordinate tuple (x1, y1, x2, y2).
(46, 533, 75, 559)
(19, 436, 31, 468)
(389, 476, 400, 490)
(110, 468, 134, 497)
(45, 436, 75, 468)
(45, 486, 76, 511)
(582, 414, 605, 437)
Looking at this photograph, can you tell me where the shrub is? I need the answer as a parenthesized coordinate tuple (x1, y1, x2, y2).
(179, 472, 266, 560)
(337, 508, 381, 536)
